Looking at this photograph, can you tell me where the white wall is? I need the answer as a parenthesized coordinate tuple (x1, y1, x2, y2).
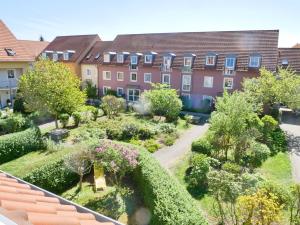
(81, 64, 98, 88)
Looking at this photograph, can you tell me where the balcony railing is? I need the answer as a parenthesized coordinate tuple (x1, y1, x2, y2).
(0, 79, 18, 89)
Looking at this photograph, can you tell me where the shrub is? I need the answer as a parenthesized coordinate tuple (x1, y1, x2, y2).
(144, 139, 160, 153)
(137, 126, 155, 140)
(13, 97, 26, 114)
(161, 132, 178, 146)
(0, 127, 43, 164)
(122, 122, 140, 140)
(261, 115, 278, 132)
(134, 147, 208, 225)
(187, 153, 210, 188)
(101, 95, 125, 118)
(99, 120, 123, 140)
(72, 111, 81, 127)
(191, 138, 214, 155)
(23, 158, 79, 194)
(245, 141, 271, 168)
(184, 114, 193, 127)
(72, 126, 106, 143)
(0, 113, 30, 134)
(159, 123, 176, 134)
(84, 81, 97, 99)
(222, 162, 242, 174)
(59, 113, 69, 128)
(267, 128, 287, 154)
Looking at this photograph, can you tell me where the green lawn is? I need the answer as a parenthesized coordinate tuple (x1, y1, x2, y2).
(0, 147, 74, 178)
(256, 152, 293, 185)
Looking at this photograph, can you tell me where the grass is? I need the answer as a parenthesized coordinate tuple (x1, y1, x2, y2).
(256, 152, 293, 185)
(0, 147, 74, 178)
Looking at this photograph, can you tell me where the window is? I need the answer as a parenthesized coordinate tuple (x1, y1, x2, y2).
(203, 76, 213, 88)
(131, 55, 138, 65)
(86, 69, 92, 76)
(103, 71, 111, 80)
(127, 89, 140, 102)
(103, 53, 110, 63)
(225, 57, 236, 69)
(223, 77, 233, 89)
(103, 86, 111, 95)
(144, 55, 152, 64)
(184, 57, 192, 67)
(130, 64, 138, 70)
(7, 70, 15, 79)
(94, 53, 100, 60)
(117, 72, 124, 81)
(282, 59, 289, 66)
(130, 72, 137, 82)
(4, 48, 15, 56)
(163, 56, 172, 70)
(117, 87, 123, 96)
(182, 75, 191, 91)
(117, 54, 124, 63)
(224, 68, 235, 75)
(52, 53, 58, 61)
(206, 56, 216, 66)
(63, 52, 69, 60)
(202, 95, 213, 105)
(144, 73, 152, 83)
(162, 74, 170, 85)
(249, 55, 261, 68)
(41, 52, 47, 59)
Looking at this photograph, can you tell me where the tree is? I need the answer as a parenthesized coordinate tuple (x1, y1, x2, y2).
(19, 59, 86, 128)
(64, 149, 93, 190)
(143, 83, 182, 121)
(237, 188, 283, 225)
(84, 80, 97, 99)
(101, 95, 125, 119)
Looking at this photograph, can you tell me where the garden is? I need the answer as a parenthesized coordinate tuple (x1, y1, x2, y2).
(0, 59, 206, 225)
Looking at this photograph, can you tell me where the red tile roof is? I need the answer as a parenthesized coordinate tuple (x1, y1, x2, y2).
(81, 41, 112, 64)
(44, 35, 101, 63)
(0, 172, 118, 225)
(278, 48, 300, 73)
(98, 30, 279, 71)
(0, 20, 35, 62)
(19, 40, 49, 58)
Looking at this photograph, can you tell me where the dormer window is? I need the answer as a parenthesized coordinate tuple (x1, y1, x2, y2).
(52, 53, 58, 61)
(225, 57, 236, 69)
(42, 52, 47, 59)
(282, 59, 289, 66)
(184, 57, 193, 67)
(163, 56, 172, 68)
(5, 48, 16, 56)
(94, 53, 100, 60)
(145, 55, 153, 64)
(249, 54, 261, 68)
(63, 52, 69, 60)
(103, 53, 111, 63)
(117, 54, 124, 63)
(205, 55, 217, 66)
(131, 55, 138, 65)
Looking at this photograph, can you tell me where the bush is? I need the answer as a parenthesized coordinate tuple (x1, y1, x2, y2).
(0, 113, 30, 135)
(72, 125, 106, 143)
(161, 132, 178, 146)
(101, 95, 125, 118)
(222, 162, 242, 174)
(159, 123, 176, 134)
(59, 113, 69, 128)
(267, 128, 287, 154)
(187, 153, 210, 188)
(245, 141, 271, 168)
(98, 120, 123, 140)
(261, 115, 278, 132)
(0, 127, 43, 164)
(134, 147, 208, 225)
(191, 138, 214, 156)
(72, 111, 81, 127)
(13, 97, 26, 114)
(23, 158, 79, 194)
(144, 139, 160, 153)
(84, 81, 97, 99)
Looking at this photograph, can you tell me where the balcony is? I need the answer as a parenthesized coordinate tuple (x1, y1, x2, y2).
(0, 79, 18, 90)
(181, 66, 193, 74)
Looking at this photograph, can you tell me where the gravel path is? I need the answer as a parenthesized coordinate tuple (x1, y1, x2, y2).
(280, 123, 300, 183)
(153, 123, 209, 169)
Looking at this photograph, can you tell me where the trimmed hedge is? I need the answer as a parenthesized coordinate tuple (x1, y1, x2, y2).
(0, 127, 43, 164)
(134, 148, 208, 225)
(23, 159, 79, 194)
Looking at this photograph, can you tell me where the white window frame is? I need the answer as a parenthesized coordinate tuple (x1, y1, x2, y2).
(144, 55, 152, 64)
(103, 71, 111, 80)
(249, 56, 261, 68)
(182, 74, 192, 92)
(223, 77, 234, 89)
(205, 55, 216, 66)
(63, 52, 69, 60)
(52, 53, 58, 61)
(163, 56, 172, 69)
(225, 57, 236, 69)
(117, 72, 124, 81)
(144, 73, 152, 83)
(117, 54, 124, 63)
(162, 74, 171, 85)
(203, 76, 213, 88)
(130, 72, 138, 82)
(117, 87, 124, 96)
(103, 53, 110, 63)
(130, 64, 138, 71)
(42, 52, 47, 59)
(184, 57, 192, 67)
(103, 86, 111, 95)
(86, 68, 92, 76)
(202, 95, 213, 101)
(131, 55, 138, 65)
(7, 69, 16, 79)
(127, 89, 140, 102)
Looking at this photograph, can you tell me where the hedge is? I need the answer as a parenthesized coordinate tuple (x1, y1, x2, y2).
(23, 159, 79, 194)
(0, 127, 43, 164)
(134, 148, 208, 225)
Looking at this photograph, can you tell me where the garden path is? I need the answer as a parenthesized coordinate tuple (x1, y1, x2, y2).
(280, 122, 300, 183)
(153, 123, 209, 170)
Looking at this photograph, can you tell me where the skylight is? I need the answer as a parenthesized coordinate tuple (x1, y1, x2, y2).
(94, 53, 100, 59)
(4, 48, 16, 56)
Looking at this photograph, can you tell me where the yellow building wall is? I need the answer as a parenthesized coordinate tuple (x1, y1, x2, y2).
(63, 62, 81, 78)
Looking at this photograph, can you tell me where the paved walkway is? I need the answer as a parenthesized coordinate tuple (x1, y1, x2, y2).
(153, 123, 209, 169)
(280, 123, 300, 183)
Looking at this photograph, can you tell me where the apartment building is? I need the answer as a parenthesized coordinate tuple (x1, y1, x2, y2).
(0, 20, 48, 108)
(278, 47, 300, 74)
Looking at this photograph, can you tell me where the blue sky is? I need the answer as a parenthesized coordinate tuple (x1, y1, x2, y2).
(1, 0, 299, 47)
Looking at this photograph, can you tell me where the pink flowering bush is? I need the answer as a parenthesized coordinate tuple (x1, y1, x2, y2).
(94, 140, 139, 186)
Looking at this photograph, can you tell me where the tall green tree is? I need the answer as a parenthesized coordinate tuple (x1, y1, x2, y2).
(19, 59, 86, 128)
